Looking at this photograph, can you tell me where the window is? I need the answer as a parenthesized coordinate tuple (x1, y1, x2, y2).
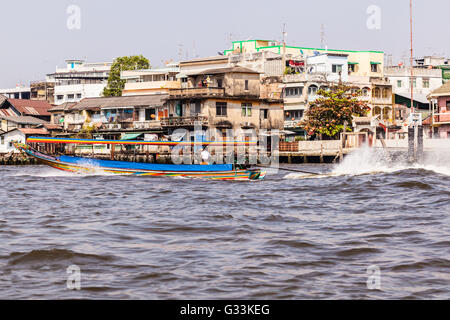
(373, 87, 381, 98)
(76, 93, 82, 99)
(409, 78, 417, 88)
(261, 109, 268, 119)
(423, 78, 430, 88)
(285, 87, 303, 97)
(190, 101, 201, 115)
(145, 108, 156, 121)
(285, 110, 303, 120)
(446, 101, 450, 110)
(332, 64, 343, 73)
(348, 64, 356, 73)
(308, 85, 318, 95)
(242, 103, 252, 117)
(67, 94, 75, 99)
(216, 102, 227, 116)
(397, 80, 402, 88)
(217, 79, 223, 88)
(371, 64, 379, 72)
(57, 95, 64, 100)
(244, 80, 249, 91)
(0, 136, 4, 145)
(181, 77, 188, 83)
(362, 88, 370, 96)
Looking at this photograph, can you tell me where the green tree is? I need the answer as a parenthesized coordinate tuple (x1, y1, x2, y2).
(301, 83, 370, 139)
(103, 55, 150, 97)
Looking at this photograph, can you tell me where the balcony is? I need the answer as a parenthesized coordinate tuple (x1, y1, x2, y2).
(433, 113, 450, 124)
(372, 97, 393, 105)
(160, 116, 208, 127)
(123, 81, 180, 93)
(168, 87, 225, 98)
(284, 120, 302, 129)
(133, 121, 162, 130)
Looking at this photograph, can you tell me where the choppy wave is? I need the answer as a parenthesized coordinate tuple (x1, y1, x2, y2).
(0, 162, 448, 299)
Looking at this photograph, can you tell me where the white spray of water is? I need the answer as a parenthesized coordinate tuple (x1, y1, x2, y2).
(332, 145, 409, 176)
(334, 144, 450, 177)
(285, 143, 450, 179)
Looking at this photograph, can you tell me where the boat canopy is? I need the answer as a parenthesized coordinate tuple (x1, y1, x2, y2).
(26, 136, 256, 146)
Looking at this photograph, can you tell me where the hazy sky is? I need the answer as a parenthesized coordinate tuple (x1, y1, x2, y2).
(0, 0, 448, 88)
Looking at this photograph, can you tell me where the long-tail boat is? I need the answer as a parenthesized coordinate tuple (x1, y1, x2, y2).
(13, 137, 266, 181)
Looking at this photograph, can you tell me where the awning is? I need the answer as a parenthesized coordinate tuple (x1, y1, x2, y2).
(170, 131, 187, 141)
(348, 62, 359, 65)
(121, 133, 143, 140)
(370, 62, 382, 65)
(395, 93, 429, 104)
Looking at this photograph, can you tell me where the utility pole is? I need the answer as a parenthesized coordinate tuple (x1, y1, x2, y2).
(410, 0, 414, 114)
(282, 23, 287, 73)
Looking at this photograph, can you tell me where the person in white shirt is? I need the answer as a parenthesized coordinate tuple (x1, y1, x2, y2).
(201, 149, 211, 165)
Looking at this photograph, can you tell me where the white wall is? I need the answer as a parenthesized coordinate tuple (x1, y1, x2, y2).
(54, 83, 107, 105)
(306, 54, 349, 82)
(0, 131, 25, 153)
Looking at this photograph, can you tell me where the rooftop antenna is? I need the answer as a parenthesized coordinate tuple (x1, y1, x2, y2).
(193, 40, 198, 58)
(320, 24, 326, 49)
(282, 23, 287, 71)
(178, 44, 184, 62)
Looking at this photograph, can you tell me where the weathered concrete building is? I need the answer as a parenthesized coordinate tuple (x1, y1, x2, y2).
(165, 66, 284, 136)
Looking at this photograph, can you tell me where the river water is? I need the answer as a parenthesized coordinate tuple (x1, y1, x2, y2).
(0, 147, 449, 299)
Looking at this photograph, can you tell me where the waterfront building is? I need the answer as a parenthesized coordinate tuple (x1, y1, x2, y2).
(0, 128, 49, 154)
(385, 65, 442, 111)
(428, 81, 450, 138)
(48, 59, 112, 105)
(62, 94, 168, 136)
(165, 66, 284, 136)
(223, 39, 389, 140)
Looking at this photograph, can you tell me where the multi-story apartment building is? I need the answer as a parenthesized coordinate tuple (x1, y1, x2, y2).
(164, 66, 284, 137)
(48, 59, 112, 105)
(224, 39, 385, 78)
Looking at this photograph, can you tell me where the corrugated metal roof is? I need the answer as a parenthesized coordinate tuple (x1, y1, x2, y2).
(48, 102, 77, 112)
(0, 115, 47, 125)
(430, 81, 450, 97)
(8, 99, 52, 116)
(18, 128, 49, 135)
(71, 94, 168, 111)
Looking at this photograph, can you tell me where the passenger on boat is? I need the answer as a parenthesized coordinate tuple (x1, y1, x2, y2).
(201, 149, 211, 165)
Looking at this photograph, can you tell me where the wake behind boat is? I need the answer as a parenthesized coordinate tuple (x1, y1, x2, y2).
(13, 143, 266, 181)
